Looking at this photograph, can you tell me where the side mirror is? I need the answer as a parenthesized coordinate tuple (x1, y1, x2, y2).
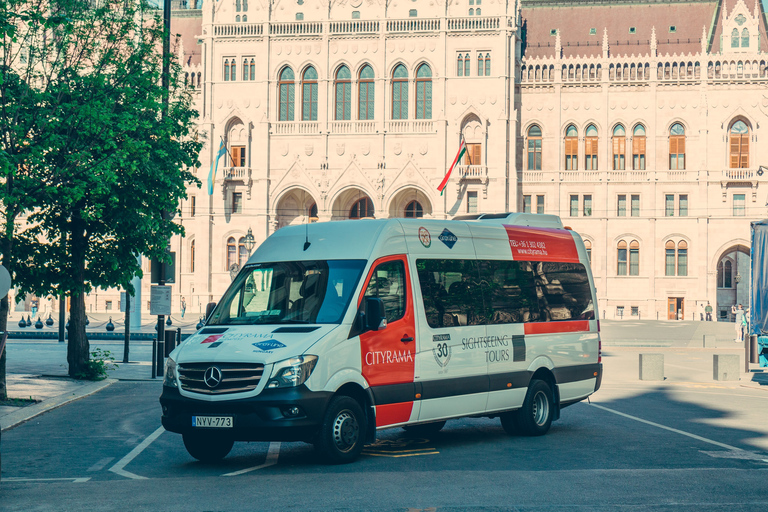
(205, 302, 217, 321)
(365, 297, 387, 331)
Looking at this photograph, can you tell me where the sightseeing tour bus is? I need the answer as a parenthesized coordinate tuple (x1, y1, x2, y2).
(160, 213, 602, 464)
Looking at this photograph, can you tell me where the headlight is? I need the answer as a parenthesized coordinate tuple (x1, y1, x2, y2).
(163, 357, 178, 388)
(267, 355, 318, 389)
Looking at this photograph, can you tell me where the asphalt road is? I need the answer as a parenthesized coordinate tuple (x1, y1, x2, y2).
(2, 374, 768, 511)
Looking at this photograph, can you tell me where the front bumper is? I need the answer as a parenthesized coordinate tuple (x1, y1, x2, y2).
(159, 385, 333, 442)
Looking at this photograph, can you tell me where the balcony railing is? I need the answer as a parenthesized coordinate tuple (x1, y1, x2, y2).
(269, 22, 323, 36)
(329, 20, 379, 34)
(271, 121, 320, 135)
(456, 165, 488, 180)
(723, 168, 755, 180)
(214, 23, 264, 37)
(223, 167, 249, 180)
(386, 18, 441, 33)
(329, 121, 376, 134)
(386, 120, 435, 133)
(446, 17, 500, 31)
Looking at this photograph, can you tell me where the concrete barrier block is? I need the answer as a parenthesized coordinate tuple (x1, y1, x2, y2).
(713, 354, 740, 381)
(639, 353, 664, 381)
(703, 335, 716, 348)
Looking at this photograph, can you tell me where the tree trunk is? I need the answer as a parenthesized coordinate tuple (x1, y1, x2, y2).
(67, 221, 90, 378)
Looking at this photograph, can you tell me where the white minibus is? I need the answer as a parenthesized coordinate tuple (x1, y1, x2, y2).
(160, 213, 602, 464)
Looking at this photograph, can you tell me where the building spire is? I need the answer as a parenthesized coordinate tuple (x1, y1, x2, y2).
(602, 27, 609, 58)
(701, 25, 708, 54)
(555, 29, 562, 58)
(650, 26, 657, 57)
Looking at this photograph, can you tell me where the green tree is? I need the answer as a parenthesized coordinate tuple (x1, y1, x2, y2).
(0, 0, 201, 391)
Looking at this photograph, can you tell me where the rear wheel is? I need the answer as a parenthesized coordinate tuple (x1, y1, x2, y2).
(182, 432, 234, 462)
(314, 396, 366, 464)
(402, 421, 446, 437)
(514, 379, 554, 436)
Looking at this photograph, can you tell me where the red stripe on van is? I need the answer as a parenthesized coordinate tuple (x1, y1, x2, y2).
(524, 320, 590, 335)
(503, 226, 580, 263)
(375, 402, 413, 427)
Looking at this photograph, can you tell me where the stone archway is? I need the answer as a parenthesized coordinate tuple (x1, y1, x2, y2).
(388, 187, 433, 219)
(716, 244, 750, 322)
(275, 188, 317, 229)
(331, 188, 375, 220)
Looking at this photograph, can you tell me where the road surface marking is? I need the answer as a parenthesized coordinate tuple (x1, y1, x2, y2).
(3, 477, 91, 483)
(590, 403, 743, 451)
(108, 426, 165, 480)
(87, 457, 115, 472)
(222, 442, 281, 477)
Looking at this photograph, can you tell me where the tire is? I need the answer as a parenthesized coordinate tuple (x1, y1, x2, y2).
(182, 432, 235, 462)
(514, 379, 554, 437)
(313, 396, 366, 464)
(402, 421, 446, 436)
(499, 411, 518, 435)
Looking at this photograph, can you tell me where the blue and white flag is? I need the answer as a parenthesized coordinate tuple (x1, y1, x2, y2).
(208, 139, 227, 195)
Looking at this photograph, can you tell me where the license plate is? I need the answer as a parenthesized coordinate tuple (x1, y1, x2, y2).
(192, 416, 233, 428)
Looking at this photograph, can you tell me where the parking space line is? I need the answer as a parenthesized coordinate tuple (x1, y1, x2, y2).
(108, 426, 165, 480)
(4, 477, 91, 483)
(590, 403, 743, 451)
(222, 442, 281, 477)
(87, 457, 115, 472)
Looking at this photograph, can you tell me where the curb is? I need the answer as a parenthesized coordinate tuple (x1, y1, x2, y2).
(0, 379, 116, 432)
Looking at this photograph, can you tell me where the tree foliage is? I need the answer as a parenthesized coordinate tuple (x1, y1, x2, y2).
(0, 0, 202, 386)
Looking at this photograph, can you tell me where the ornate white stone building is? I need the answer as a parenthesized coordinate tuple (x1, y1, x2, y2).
(66, 0, 768, 324)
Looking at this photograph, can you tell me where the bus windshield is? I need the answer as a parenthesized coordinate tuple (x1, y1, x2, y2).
(207, 260, 367, 325)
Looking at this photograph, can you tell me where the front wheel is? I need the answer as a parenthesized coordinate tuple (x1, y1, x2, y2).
(182, 432, 234, 462)
(514, 379, 554, 436)
(313, 396, 366, 464)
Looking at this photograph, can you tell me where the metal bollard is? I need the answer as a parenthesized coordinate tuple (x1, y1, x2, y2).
(157, 339, 165, 377)
(164, 331, 175, 358)
(151, 339, 157, 379)
(750, 334, 759, 364)
(177, 327, 182, 348)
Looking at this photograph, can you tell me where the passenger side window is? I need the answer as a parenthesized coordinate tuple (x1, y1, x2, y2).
(416, 259, 485, 328)
(364, 260, 406, 323)
(477, 260, 540, 324)
(533, 262, 595, 321)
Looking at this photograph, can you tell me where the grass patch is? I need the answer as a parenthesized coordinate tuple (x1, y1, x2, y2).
(0, 397, 39, 408)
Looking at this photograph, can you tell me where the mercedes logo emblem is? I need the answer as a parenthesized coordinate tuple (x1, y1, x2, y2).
(204, 366, 222, 388)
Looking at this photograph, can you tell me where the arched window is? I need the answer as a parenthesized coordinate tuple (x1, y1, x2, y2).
(718, 259, 733, 288)
(392, 64, 408, 120)
(729, 120, 749, 169)
(669, 123, 685, 170)
(335, 65, 351, 121)
(633, 124, 646, 170)
(230, 59, 237, 81)
(484, 53, 491, 76)
(665, 241, 676, 276)
(584, 239, 592, 266)
(617, 240, 628, 276)
(405, 200, 423, 218)
(585, 124, 598, 170)
(301, 66, 318, 121)
(629, 240, 640, 276)
(278, 67, 295, 121)
(224, 59, 230, 81)
(350, 198, 374, 219)
(477, 53, 484, 76)
(565, 125, 578, 170)
(732, 28, 740, 48)
(527, 125, 542, 171)
(469, 8, 474, 15)
(243, 0, 248, 11)
(227, 237, 237, 270)
(677, 241, 688, 276)
(238, 237, 248, 267)
(308, 203, 318, 222)
(415, 64, 432, 120)
(235, 0, 241, 12)
(742, 28, 749, 48)
(190, 240, 195, 273)
(243, 15, 247, 22)
(249, 59, 255, 80)
(242, 58, 248, 81)
(358, 65, 375, 120)
(236, 15, 240, 22)
(612, 124, 626, 170)
(457, 53, 464, 76)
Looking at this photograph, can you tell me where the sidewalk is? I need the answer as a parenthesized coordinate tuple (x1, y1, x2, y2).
(2, 319, 767, 432)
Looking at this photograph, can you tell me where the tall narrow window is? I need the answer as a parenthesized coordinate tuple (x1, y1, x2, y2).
(677, 241, 688, 276)
(190, 196, 196, 217)
(242, 58, 248, 81)
(190, 240, 195, 273)
(617, 194, 627, 216)
(231, 146, 246, 167)
(465, 143, 482, 165)
(612, 125, 626, 170)
(467, 191, 478, 213)
(227, 237, 237, 270)
(718, 260, 733, 288)
(536, 195, 544, 214)
(617, 240, 628, 276)
(669, 123, 685, 170)
(732, 28, 740, 48)
(335, 65, 351, 121)
(464, 53, 471, 76)
(232, 192, 243, 214)
(679, 194, 688, 216)
(235, 0, 241, 11)
(415, 64, 432, 120)
(742, 28, 750, 48)
(249, 59, 255, 80)
(631, 194, 640, 216)
(633, 124, 646, 170)
(238, 237, 248, 267)
(527, 125, 542, 171)
(350, 197, 374, 219)
(484, 53, 491, 76)
(629, 240, 640, 276)
(457, 54, 464, 76)
(565, 125, 578, 170)
(302, 67, 318, 121)
(405, 200, 423, 218)
(523, 195, 532, 213)
(278, 67, 295, 121)
(734, 193, 746, 216)
(230, 59, 237, 81)
(583, 195, 592, 216)
(729, 120, 749, 169)
(358, 65, 375, 120)
(585, 124, 598, 170)
(224, 59, 230, 81)
(392, 64, 408, 120)
(665, 194, 675, 217)
(665, 240, 676, 276)
(477, 53, 484, 76)
(584, 240, 592, 266)
(570, 195, 579, 217)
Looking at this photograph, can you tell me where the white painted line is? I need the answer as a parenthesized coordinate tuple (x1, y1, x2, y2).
(87, 457, 115, 472)
(590, 403, 743, 452)
(4, 477, 91, 483)
(222, 442, 281, 477)
(108, 426, 165, 480)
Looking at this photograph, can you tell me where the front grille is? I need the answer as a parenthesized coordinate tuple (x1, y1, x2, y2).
(178, 362, 265, 395)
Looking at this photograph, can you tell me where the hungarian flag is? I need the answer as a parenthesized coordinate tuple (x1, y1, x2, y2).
(207, 139, 228, 195)
(438, 139, 466, 195)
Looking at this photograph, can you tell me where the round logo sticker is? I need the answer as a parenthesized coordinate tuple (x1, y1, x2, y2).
(418, 227, 431, 248)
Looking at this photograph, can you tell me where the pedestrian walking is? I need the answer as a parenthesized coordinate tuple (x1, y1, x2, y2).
(734, 304, 746, 343)
(705, 301, 713, 321)
(181, 296, 186, 318)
